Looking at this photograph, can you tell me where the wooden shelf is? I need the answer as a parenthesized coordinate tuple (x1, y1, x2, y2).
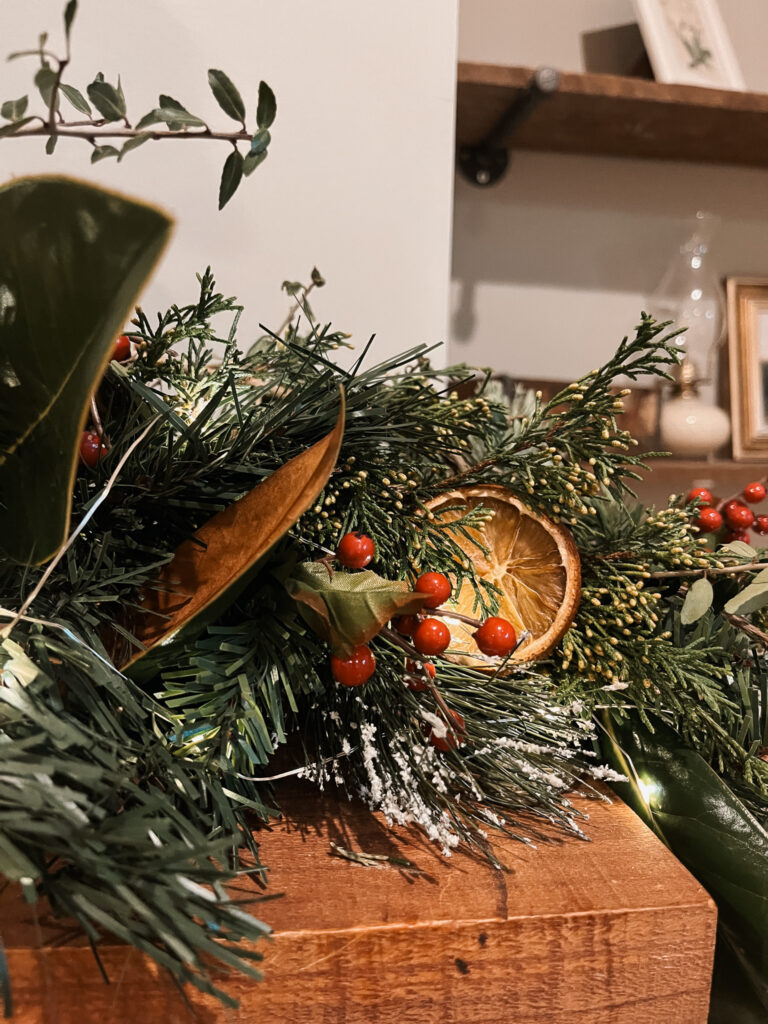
(1, 781, 716, 1022)
(457, 62, 768, 168)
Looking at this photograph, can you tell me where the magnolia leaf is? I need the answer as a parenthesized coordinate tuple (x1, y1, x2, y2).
(207, 69, 246, 124)
(1, 96, 28, 121)
(0, 176, 172, 564)
(256, 80, 276, 129)
(119, 394, 345, 677)
(218, 149, 243, 210)
(286, 562, 430, 656)
(680, 576, 713, 625)
(602, 714, 768, 1011)
(59, 83, 91, 115)
(87, 77, 125, 122)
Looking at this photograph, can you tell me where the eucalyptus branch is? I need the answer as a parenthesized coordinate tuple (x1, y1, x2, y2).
(650, 560, 768, 580)
(0, 0, 276, 209)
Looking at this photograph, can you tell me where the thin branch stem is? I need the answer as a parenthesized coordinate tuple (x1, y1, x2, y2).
(47, 56, 68, 130)
(11, 124, 251, 143)
(429, 607, 482, 628)
(723, 611, 768, 647)
(650, 560, 768, 580)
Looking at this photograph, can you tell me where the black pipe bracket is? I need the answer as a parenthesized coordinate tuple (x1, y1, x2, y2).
(457, 66, 560, 187)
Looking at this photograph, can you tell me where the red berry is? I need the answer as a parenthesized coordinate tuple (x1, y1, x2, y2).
(473, 617, 517, 657)
(429, 709, 465, 752)
(693, 507, 722, 533)
(724, 502, 755, 530)
(330, 644, 376, 686)
(414, 571, 452, 609)
(686, 487, 714, 506)
(754, 515, 768, 536)
(724, 531, 751, 545)
(336, 531, 375, 569)
(79, 431, 109, 468)
(412, 618, 451, 656)
(404, 659, 435, 692)
(393, 614, 420, 637)
(113, 334, 132, 361)
(743, 482, 766, 504)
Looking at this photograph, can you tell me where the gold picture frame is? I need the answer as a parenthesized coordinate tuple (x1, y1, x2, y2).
(727, 276, 768, 461)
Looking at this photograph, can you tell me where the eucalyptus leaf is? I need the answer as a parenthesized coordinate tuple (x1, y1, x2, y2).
(87, 77, 125, 122)
(158, 95, 205, 128)
(725, 581, 768, 617)
(218, 149, 243, 210)
(64, 0, 77, 39)
(249, 128, 270, 156)
(242, 148, 267, 177)
(34, 66, 59, 112)
(680, 576, 713, 625)
(256, 80, 276, 129)
(286, 563, 430, 655)
(118, 134, 151, 161)
(59, 83, 91, 116)
(207, 69, 245, 124)
(721, 540, 757, 559)
(0, 176, 172, 564)
(0, 117, 35, 138)
(45, 135, 57, 155)
(1, 96, 28, 121)
(90, 144, 120, 163)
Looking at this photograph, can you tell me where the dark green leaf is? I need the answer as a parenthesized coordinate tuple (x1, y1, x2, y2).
(281, 280, 302, 297)
(135, 109, 163, 131)
(34, 67, 59, 112)
(157, 95, 205, 129)
(0, 117, 35, 139)
(207, 69, 245, 124)
(249, 128, 270, 156)
(118, 134, 151, 161)
(90, 144, 120, 163)
(286, 563, 430, 655)
(64, 0, 77, 39)
(45, 135, 57, 155)
(1, 96, 28, 121)
(0, 176, 172, 563)
(256, 80, 276, 129)
(680, 577, 713, 624)
(242, 148, 267, 177)
(86, 78, 125, 122)
(603, 714, 768, 1008)
(59, 83, 91, 116)
(218, 149, 243, 210)
(311, 267, 326, 287)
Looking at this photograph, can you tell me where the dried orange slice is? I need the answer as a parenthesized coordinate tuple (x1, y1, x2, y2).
(426, 485, 580, 666)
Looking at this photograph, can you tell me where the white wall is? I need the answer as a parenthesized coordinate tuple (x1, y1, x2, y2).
(453, 1, 768, 380)
(1, 0, 459, 362)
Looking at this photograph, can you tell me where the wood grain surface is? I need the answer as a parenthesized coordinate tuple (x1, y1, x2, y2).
(457, 62, 768, 168)
(0, 781, 716, 1024)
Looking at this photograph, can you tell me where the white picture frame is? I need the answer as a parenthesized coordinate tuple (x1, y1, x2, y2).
(632, 0, 745, 90)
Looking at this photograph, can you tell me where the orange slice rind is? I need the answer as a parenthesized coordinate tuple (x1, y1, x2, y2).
(426, 485, 581, 668)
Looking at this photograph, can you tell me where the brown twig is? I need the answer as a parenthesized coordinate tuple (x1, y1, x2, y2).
(13, 124, 251, 144)
(650, 560, 768, 581)
(722, 611, 768, 647)
(428, 607, 482, 629)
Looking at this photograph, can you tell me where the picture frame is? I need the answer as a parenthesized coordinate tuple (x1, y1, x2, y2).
(727, 277, 768, 461)
(632, 0, 745, 91)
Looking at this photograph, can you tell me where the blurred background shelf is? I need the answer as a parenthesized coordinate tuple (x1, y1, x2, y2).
(457, 62, 768, 168)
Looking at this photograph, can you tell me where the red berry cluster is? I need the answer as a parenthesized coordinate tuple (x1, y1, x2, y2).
(688, 482, 768, 542)
(78, 334, 135, 469)
(329, 533, 519, 752)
